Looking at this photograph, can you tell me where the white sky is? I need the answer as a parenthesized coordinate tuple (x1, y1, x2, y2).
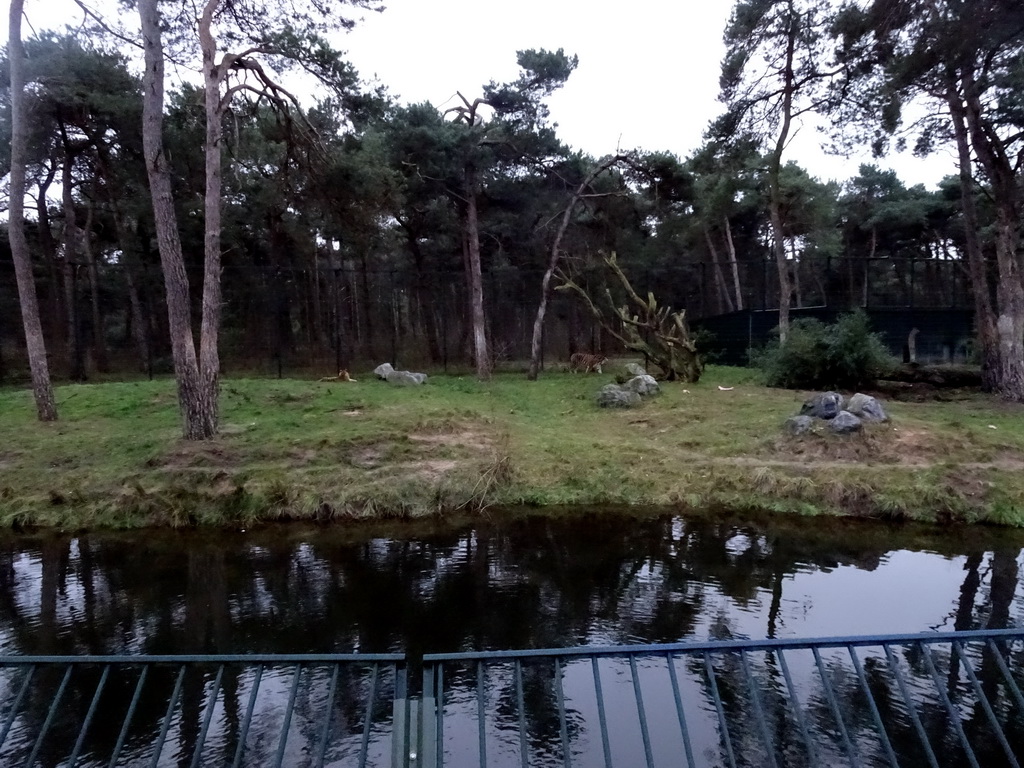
(11, 0, 955, 188)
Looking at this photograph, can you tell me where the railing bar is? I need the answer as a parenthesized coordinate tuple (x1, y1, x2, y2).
(436, 664, 445, 768)
(953, 641, 1020, 768)
(704, 651, 738, 768)
(25, 664, 73, 768)
(0, 653, 404, 664)
(884, 644, 939, 768)
(420, 628, 1024, 662)
(591, 656, 613, 768)
(68, 664, 110, 768)
(920, 643, 979, 768)
(314, 663, 341, 768)
(188, 664, 224, 768)
(776, 649, 820, 766)
(986, 639, 1024, 713)
(109, 665, 148, 768)
(0, 665, 35, 750)
(847, 646, 900, 768)
(273, 664, 304, 768)
(231, 664, 264, 768)
(554, 657, 572, 768)
(629, 654, 656, 768)
(515, 660, 529, 768)
(741, 650, 779, 768)
(358, 663, 380, 768)
(477, 660, 488, 768)
(148, 663, 186, 768)
(812, 646, 861, 768)
(666, 654, 697, 768)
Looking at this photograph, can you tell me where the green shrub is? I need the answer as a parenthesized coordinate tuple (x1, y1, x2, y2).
(752, 311, 897, 390)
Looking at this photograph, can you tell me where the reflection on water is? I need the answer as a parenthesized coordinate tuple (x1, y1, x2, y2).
(1, 510, 1023, 767)
(1, 511, 1021, 657)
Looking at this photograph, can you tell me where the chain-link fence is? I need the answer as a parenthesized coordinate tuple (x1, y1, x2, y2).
(0, 255, 975, 382)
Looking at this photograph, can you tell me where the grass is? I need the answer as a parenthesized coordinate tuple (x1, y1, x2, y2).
(2, 361, 1024, 529)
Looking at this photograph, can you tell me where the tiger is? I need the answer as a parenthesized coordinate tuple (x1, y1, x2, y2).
(569, 353, 608, 374)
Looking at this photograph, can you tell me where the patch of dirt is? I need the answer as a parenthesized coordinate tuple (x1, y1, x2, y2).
(408, 430, 492, 451)
(348, 446, 384, 469)
(765, 423, 945, 465)
(151, 441, 240, 470)
(402, 459, 460, 482)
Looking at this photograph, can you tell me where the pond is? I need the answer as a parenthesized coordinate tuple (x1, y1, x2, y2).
(1, 510, 1023, 767)
(2, 511, 1021, 657)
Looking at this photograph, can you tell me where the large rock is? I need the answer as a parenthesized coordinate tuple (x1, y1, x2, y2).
(624, 374, 660, 397)
(596, 384, 641, 408)
(625, 362, 647, 377)
(800, 391, 844, 420)
(386, 370, 425, 386)
(846, 393, 888, 423)
(373, 362, 395, 380)
(784, 415, 816, 436)
(827, 410, 863, 434)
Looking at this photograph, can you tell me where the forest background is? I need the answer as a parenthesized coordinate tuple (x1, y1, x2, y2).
(2, 0, 1024, 441)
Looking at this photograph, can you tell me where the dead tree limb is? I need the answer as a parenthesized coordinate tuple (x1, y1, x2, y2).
(526, 153, 632, 380)
(556, 252, 702, 382)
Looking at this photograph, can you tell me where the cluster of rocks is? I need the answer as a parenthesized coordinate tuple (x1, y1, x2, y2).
(597, 368, 660, 408)
(373, 362, 428, 386)
(785, 391, 889, 435)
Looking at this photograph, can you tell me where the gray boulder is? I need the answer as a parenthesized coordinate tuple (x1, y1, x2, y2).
(784, 415, 816, 436)
(625, 362, 647, 377)
(386, 370, 424, 386)
(827, 410, 863, 434)
(624, 374, 660, 397)
(800, 391, 844, 420)
(846, 392, 888, 423)
(373, 362, 395, 380)
(596, 383, 641, 408)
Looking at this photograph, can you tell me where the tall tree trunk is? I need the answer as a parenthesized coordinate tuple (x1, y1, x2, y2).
(703, 226, 734, 314)
(962, 69, 1024, 401)
(35, 165, 64, 348)
(464, 164, 490, 380)
(7, 0, 57, 421)
(139, 0, 210, 439)
(948, 92, 999, 391)
(724, 217, 743, 311)
(197, 0, 225, 433)
(768, 9, 797, 342)
(59, 137, 86, 381)
(82, 199, 109, 372)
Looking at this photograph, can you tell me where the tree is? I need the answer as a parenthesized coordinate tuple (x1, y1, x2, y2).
(445, 48, 579, 380)
(718, 0, 842, 342)
(833, 0, 1024, 399)
(7, 0, 57, 421)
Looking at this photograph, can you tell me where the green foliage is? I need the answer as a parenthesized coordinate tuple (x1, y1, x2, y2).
(752, 310, 897, 389)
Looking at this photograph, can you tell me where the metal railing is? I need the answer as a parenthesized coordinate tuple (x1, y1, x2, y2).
(4, 630, 1024, 767)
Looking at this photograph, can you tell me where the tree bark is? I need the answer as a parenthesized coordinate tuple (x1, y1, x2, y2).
(139, 0, 210, 439)
(7, 0, 58, 421)
(60, 154, 85, 381)
(82, 199, 110, 372)
(703, 226, 734, 314)
(197, 0, 225, 433)
(724, 217, 743, 311)
(767, 6, 798, 343)
(961, 67, 1024, 401)
(947, 90, 999, 391)
(464, 164, 490, 380)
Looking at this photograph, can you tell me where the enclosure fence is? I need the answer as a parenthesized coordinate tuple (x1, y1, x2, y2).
(0, 256, 973, 381)
(3, 628, 1024, 767)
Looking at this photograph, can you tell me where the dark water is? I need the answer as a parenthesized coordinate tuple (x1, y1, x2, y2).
(2, 510, 1024, 767)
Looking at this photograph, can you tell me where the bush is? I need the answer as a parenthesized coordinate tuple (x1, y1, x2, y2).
(752, 311, 897, 390)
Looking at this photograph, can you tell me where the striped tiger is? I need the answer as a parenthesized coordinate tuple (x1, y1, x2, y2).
(569, 353, 608, 373)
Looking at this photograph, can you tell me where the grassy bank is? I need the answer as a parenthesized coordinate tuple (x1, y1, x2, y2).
(2, 364, 1024, 528)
